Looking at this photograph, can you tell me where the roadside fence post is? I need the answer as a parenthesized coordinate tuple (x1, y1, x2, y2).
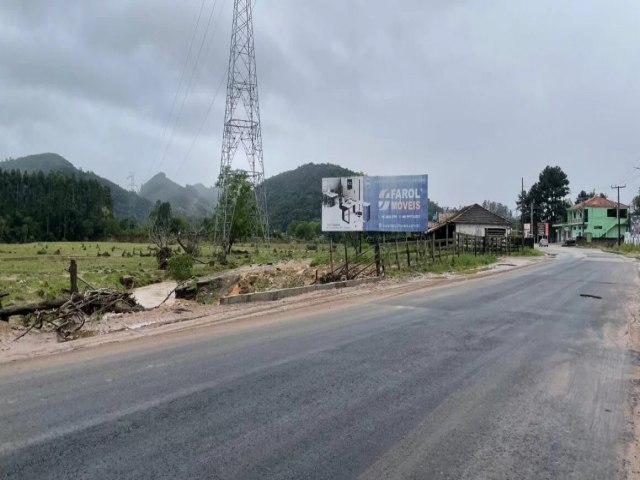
(69, 259, 78, 294)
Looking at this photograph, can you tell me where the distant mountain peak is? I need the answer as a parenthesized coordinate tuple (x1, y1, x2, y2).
(1, 152, 77, 173)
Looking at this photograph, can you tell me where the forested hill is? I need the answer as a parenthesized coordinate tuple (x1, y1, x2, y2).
(264, 163, 359, 232)
(0, 153, 152, 221)
(0, 170, 113, 242)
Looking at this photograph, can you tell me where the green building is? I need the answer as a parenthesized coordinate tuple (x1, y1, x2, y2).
(553, 197, 628, 243)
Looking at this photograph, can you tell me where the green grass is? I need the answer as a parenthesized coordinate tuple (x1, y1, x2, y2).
(385, 253, 498, 277)
(0, 242, 166, 306)
(0, 239, 506, 306)
(0, 240, 332, 306)
(611, 243, 640, 253)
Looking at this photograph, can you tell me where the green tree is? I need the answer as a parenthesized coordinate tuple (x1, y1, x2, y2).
(632, 192, 640, 215)
(517, 166, 570, 236)
(214, 168, 260, 255)
(148, 201, 174, 268)
(575, 189, 607, 204)
(481, 200, 512, 220)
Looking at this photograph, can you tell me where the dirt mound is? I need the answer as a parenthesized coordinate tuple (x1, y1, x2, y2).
(226, 262, 331, 296)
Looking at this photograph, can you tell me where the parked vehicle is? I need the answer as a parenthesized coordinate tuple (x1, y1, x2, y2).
(539, 237, 549, 247)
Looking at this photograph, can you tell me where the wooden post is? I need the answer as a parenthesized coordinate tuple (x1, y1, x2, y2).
(423, 237, 428, 267)
(375, 239, 382, 277)
(329, 237, 334, 277)
(69, 259, 78, 294)
(431, 234, 435, 262)
(344, 237, 349, 279)
(445, 222, 449, 255)
(405, 237, 411, 267)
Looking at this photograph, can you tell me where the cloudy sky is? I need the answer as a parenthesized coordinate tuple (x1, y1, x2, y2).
(2, 0, 640, 208)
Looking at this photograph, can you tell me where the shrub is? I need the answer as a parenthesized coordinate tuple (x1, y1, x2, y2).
(167, 254, 194, 281)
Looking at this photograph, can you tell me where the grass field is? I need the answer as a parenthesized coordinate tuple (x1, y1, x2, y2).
(0, 238, 511, 307)
(0, 240, 332, 306)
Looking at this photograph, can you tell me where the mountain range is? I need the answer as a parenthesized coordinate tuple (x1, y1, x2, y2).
(0, 153, 364, 230)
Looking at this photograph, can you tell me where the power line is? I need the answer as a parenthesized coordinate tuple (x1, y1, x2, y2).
(175, 72, 227, 174)
(173, 0, 229, 175)
(149, 0, 207, 177)
(156, 0, 220, 173)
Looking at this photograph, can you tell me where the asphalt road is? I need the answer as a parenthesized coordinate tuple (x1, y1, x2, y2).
(0, 247, 637, 479)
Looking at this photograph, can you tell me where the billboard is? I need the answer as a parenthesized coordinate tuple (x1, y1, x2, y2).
(321, 175, 428, 232)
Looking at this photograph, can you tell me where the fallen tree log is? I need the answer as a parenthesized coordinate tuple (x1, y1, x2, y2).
(0, 298, 67, 321)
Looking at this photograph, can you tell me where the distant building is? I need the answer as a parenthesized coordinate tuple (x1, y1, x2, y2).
(553, 197, 628, 242)
(428, 204, 512, 239)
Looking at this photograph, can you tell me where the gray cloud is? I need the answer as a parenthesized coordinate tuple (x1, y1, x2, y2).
(1, 0, 640, 208)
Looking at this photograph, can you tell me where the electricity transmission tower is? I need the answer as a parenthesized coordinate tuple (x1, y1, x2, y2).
(126, 172, 137, 219)
(214, 0, 269, 253)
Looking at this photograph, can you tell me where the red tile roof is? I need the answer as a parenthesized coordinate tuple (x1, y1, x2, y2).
(571, 197, 628, 209)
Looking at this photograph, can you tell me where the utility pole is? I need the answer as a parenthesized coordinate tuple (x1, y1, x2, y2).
(215, 0, 269, 255)
(530, 200, 534, 242)
(611, 184, 626, 246)
(521, 177, 524, 240)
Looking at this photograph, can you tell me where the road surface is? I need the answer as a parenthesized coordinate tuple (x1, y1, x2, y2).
(0, 246, 637, 479)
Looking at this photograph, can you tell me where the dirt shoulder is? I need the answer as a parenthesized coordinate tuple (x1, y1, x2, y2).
(624, 275, 640, 479)
(0, 255, 547, 366)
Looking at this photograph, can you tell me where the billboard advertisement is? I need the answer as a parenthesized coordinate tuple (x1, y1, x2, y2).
(321, 175, 428, 232)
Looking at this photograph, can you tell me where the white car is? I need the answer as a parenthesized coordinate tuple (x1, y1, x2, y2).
(539, 237, 549, 247)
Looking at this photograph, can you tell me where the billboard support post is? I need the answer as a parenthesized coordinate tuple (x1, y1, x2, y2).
(405, 238, 411, 267)
(374, 239, 382, 277)
(344, 237, 349, 280)
(329, 237, 334, 278)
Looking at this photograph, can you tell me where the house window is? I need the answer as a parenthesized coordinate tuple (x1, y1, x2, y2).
(607, 208, 628, 218)
(594, 225, 603, 229)
(584, 209, 588, 222)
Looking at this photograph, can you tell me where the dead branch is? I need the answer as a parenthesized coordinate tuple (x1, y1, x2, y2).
(10, 289, 145, 341)
(155, 281, 189, 308)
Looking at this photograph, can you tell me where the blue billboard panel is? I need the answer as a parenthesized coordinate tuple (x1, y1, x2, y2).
(363, 175, 428, 232)
(321, 174, 428, 232)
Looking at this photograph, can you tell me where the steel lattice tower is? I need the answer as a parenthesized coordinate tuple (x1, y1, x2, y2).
(215, 0, 269, 251)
